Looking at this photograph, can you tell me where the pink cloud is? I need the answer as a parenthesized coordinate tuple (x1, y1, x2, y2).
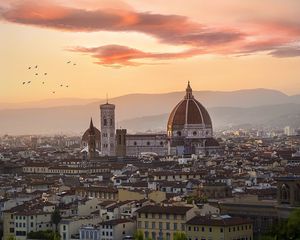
(1, 0, 243, 47)
(1, 0, 300, 66)
(69, 44, 206, 67)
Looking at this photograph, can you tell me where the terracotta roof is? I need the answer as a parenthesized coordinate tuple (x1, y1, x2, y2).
(167, 83, 212, 131)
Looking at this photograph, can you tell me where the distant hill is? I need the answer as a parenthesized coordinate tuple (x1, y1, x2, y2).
(0, 89, 300, 135)
(119, 103, 300, 133)
(0, 98, 101, 110)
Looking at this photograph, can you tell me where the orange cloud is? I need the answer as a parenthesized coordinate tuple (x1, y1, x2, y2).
(69, 45, 206, 67)
(1, 0, 243, 47)
(1, 0, 300, 67)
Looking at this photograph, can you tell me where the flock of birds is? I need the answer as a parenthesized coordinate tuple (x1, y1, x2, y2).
(22, 61, 77, 94)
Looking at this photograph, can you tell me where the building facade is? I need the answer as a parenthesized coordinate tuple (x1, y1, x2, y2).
(186, 215, 253, 240)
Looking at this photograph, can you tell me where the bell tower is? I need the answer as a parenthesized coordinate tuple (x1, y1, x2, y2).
(100, 101, 116, 156)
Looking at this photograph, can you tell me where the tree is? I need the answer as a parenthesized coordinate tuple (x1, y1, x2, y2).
(7, 236, 16, 240)
(174, 232, 188, 240)
(260, 208, 300, 240)
(27, 230, 61, 240)
(134, 230, 144, 240)
(51, 208, 62, 232)
(286, 208, 300, 239)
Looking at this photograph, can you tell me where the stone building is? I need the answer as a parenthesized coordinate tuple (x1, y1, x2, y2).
(100, 102, 116, 156)
(167, 82, 219, 156)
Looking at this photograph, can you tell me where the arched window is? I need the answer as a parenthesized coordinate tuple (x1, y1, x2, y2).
(147, 141, 150, 146)
(103, 118, 107, 126)
(177, 131, 182, 137)
(110, 118, 113, 126)
(193, 131, 197, 136)
(281, 184, 290, 203)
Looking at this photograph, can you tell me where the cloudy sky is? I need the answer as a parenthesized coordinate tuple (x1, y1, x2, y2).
(1, 0, 300, 102)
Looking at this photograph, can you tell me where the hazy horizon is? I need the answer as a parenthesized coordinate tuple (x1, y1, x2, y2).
(1, 0, 300, 103)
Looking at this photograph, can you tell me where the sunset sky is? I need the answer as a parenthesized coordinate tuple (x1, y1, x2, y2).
(1, 0, 300, 103)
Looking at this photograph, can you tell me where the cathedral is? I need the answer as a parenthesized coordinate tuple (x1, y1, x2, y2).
(82, 82, 219, 158)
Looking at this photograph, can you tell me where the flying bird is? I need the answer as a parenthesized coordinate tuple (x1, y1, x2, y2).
(42, 82, 45, 84)
(44, 73, 47, 75)
(52, 91, 56, 94)
(35, 73, 38, 76)
(67, 61, 71, 64)
(28, 66, 31, 70)
(27, 81, 31, 84)
(73, 63, 76, 66)
(22, 82, 26, 85)
(66, 85, 69, 88)
(35, 65, 38, 68)
(60, 84, 63, 87)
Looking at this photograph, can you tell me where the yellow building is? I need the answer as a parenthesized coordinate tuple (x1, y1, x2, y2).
(186, 215, 253, 240)
(136, 205, 196, 240)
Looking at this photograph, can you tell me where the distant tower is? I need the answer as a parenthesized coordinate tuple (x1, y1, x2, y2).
(88, 118, 96, 159)
(116, 129, 127, 157)
(100, 102, 116, 156)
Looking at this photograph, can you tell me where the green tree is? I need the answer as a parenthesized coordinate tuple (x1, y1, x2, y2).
(259, 208, 300, 240)
(27, 230, 61, 240)
(174, 232, 188, 240)
(134, 230, 144, 240)
(6, 236, 16, 240)
(286, 208, 300, 239)
(51, 208, 62, 232)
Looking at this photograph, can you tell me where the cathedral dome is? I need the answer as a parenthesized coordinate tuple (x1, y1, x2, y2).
(82, 119, 101, 142)
(167, 82, 212, 133)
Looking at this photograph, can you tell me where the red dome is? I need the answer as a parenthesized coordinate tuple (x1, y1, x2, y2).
(167, 82, 212, 132)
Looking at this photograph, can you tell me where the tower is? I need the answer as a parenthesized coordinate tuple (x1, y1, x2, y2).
(100, 102, 116, 156)
(116, 129, 127, 157)
(88, 118, 96, 159)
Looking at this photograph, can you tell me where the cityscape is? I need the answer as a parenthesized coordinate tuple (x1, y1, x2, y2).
(1, 1, 300, 240)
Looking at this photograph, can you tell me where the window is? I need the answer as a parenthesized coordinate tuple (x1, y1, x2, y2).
(193, 131, 197, 136)
(177, 131, 182, 136)
(202, 227, 205, 232)
(138, 221, 141, 228)
(147, 141, 150, 146)
(166, 214, 170, 219)
(145, 221, 149, 229)
(220, 228, 223, 233)
(166, 222, 170, 230)
(110, 119, 113, 126)
(63, 225, 66, 231)
(174, 223, 177, 230)
(152, 232, 156, 240)
(181, 224, 185, 231)
(103, 118, 107, 126)
(152, 222, 156, 229)
(159, 222, 163, 229)
(209, 227, 212, 232)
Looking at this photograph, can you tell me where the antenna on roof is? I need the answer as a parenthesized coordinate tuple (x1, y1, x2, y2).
(106, 93, 108, 104)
